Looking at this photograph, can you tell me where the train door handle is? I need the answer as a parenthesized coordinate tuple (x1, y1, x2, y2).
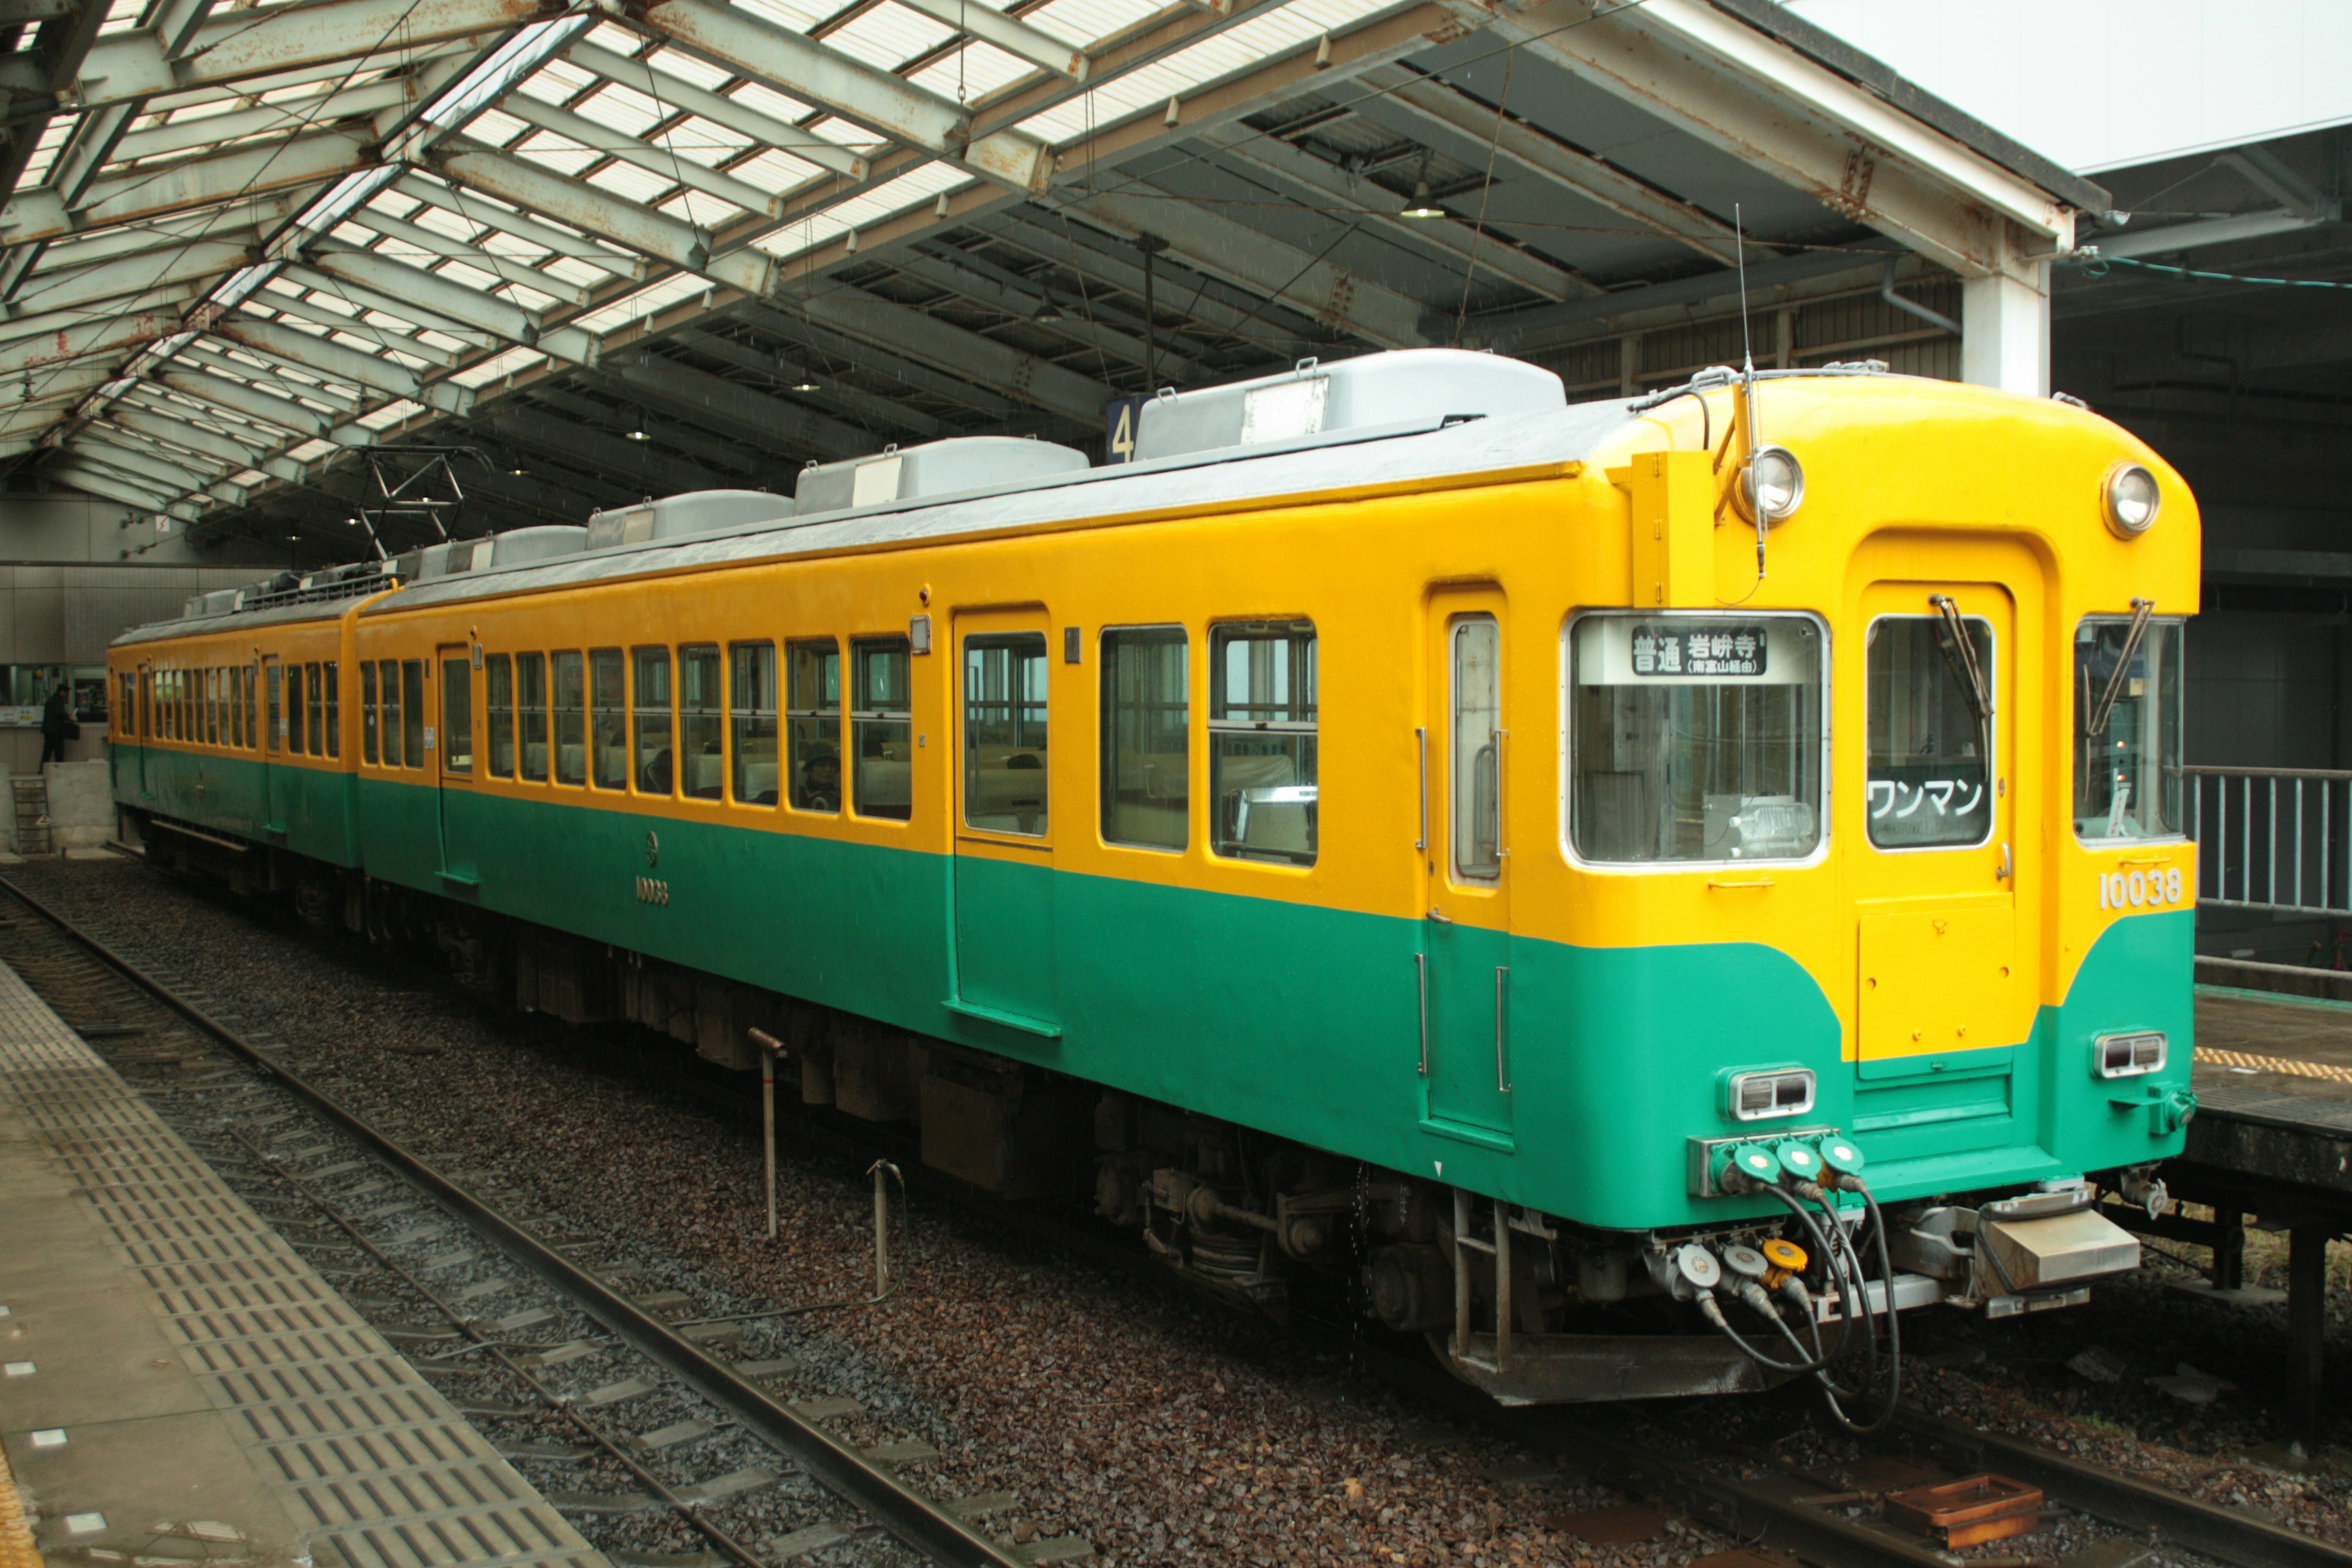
(1414, 952, 1430, 1077)
(1997, 841, 2013, 881)
(1427, 908, 1454, 924)
(1494, 965, 1511, 1093)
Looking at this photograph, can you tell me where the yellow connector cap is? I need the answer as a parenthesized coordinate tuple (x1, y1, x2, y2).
(1760, 1237, 1807, 1287)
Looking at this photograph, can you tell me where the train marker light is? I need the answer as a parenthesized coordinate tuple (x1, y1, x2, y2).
(2094, 1030, 2166, 1079)
(2103, 462, 2160, 537)
(1730, 1067, 1815, 1121)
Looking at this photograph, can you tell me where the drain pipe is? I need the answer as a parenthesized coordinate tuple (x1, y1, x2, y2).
(1882, 258, 1961, 336)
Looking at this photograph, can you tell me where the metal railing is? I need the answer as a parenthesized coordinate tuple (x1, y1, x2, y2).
(2187, 766, 2352, 915)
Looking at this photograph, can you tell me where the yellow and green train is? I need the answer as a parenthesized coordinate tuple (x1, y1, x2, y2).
(108, 350, 2198, 1410)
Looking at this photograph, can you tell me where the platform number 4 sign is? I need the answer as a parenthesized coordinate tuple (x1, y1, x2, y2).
(1105, 395, 1148, 464)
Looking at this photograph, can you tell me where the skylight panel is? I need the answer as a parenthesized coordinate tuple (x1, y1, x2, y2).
(452, 346, 547, 387)
(656, 116, 753, 167)
(516, 130, 598, 176)
(823, 2, 955, 72)
(643, 47, 729, 92)
(543, 255, 610, 288)
(586, 21, 646, 55)
(573, 273, 704, 333)
(360, 399, 424, 429)
(733, 0, 830, 36)
(1019, 0, 1155, 50)
(518, 58, 597, 104)
(578, 82, 664, 137)
(907, 40, 1031, 103)
(468, 107, 531, 147)
(587, 161, 674, 203)
(722, 81, 816, 126)
(432, 259, 504, 292)
(657, 189, 747, 226)
(729, 148, 825, 193)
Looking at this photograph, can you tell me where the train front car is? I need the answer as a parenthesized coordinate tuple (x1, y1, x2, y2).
(1413, 368, 2199, 1419)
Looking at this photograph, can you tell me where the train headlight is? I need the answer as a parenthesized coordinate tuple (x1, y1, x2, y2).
(2094, 1030, 2167, 1078)
(1729, 1067, 1815, 1120)
(1743, 445, 1804, 522)
(2103, 462, 2160, 538)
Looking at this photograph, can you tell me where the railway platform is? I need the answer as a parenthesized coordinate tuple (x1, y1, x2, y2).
(2118, 971, 2352, 1438)
(0, 953, 608, 1568)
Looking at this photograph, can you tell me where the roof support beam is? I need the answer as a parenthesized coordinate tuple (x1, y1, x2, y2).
(340, 207, 597, 306)
(108, 76, 417, 164)
(104, 405, 305, 481)
(673, 326, 941, 437)
(733, 299, 1020, 419)
(1, 236, 251, 320)
(562, 40, 867, 179)
(603, 352, 869, 459)
(50, 462, 193, 516)
(71, 433, 233, 495)
(985, 208, 1314, 347)
(891, 246, 1202, 383)
(208, 315, 476, 415)
(0, 130, 371, 244)
(0, 305, 184, 371)
(274, 262, 501, 350)
(1191, 119, 1596, 303)
(178, 341, 361, 413)
(788, 282, 1112, 424)
(613, 0, 1052, 191)
(499, 94, 794, 221)
(240, 292, 465, 368)
(1351, 64, 1740, 268)
(298, 243, 604, 363)
(66, 0, 564, 110)
(1454, 0, 2076, 276)
(487, 404, 717, 493)
(155, 366, 369, 444)
(887, 0, 1087, 80)
(1058, 183, 1429, 349)
(391, 172, 649, 274)
(35, 192, 307, 272)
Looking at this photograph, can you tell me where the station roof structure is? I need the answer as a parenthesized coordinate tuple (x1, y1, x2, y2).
(0, 0, 2108, 557)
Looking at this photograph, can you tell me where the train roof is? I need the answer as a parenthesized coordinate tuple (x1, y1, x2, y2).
(113, 358, 2051, 649)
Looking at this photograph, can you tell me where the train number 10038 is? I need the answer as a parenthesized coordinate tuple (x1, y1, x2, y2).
(2098, 867, 2185, 911)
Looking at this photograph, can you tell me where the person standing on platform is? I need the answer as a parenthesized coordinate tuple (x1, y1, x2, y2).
(39, 682, 75, 767)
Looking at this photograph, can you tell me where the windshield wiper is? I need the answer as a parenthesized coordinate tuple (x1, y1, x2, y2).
(1928, 595, 1995, 755)
(2086, 597, 2155, 737)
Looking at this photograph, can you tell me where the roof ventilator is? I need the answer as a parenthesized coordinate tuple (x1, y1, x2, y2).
(1131, 347, 1566, 464)
(794, 435, 1088, 515)
(586, 489, 793, 551)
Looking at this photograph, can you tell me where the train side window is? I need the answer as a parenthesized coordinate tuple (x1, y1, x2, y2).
(1866, 616, 1992, 850)
(635, 647, 674, 796)
(118, 674, 134, 738)
(243, 667, 257, 750)
(1100, 627, 1187, 850)
(206, 669, 221, 745)
(287, 664, 305, 755)
(1451, 616, 1502, 883)
(380, 660, 402, 767)
(590, 648, 627, 790)
(850, 638, 912, 821)
(518, 652, 549, 782)
(401, 658, 424, 769)
(304, 663, 323, 757)
(486, 655, 514, 777)
(679, 644, 723, 801)
(363, 663, 379, 764)
(323, 662, 339, 757)
(138, 673, 149, 740)
(783, 641, 835, 812)
(732, 642, 778, 806)
(229, 670, 244, 748)
(214, 670, 227, 746)
(265, 663, 282, 753)
(442, 654, 473, 773)
(1208, 620, 1317, 866)
(552, 650, 585, 785)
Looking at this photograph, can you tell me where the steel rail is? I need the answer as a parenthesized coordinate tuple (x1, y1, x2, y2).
(29, 865, 2352, 1568)
(0, 873, 1024, 1568)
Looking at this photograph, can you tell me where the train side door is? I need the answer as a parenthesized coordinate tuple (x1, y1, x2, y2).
(1421, 589, 1515, 1139)
(949, 609, 1059, 1036)
(1852, 578, 2030, 1082)
(134, 663, 153, 797)
(435, 643, 481, 888)
(260, 655, 287, 835)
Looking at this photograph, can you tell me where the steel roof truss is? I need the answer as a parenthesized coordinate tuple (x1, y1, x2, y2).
(2, 236, 252, 318)
(562, 39, 867, 179)
(0, 129, 372, 244)
(208, 314, 475, 415)
(178, 341, 363, 413)
(391, 172, 650, 274)
(241, 291, 466, 368)
(497, 92, 790, 221)
(341, 207, 598, 306)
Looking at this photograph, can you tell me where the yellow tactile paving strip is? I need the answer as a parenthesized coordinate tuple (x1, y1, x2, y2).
(2196, 1047, 2352, 1083)
(0, 1438, 41, 1568)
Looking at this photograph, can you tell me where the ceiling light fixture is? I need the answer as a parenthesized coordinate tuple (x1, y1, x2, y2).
(1033, 286, 1065, 323)
(791, 380, 819, 393)
(1400, 179, 1444, 219)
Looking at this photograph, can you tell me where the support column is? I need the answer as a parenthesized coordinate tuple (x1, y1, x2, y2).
(2288, 1225, 2330, 1441)
(1959, 261, 2050, 395)
(2213, 1208, 2245, 1291)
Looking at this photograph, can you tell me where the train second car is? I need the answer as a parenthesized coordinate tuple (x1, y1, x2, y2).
(107, 350, 2198, 1420)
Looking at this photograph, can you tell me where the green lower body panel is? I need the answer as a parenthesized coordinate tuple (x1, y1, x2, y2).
(124, 760, 2194, 1232)
(112, 743, 360, 866)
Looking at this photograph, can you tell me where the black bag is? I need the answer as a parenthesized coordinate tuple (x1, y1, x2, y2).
(63, 718, 81, 741)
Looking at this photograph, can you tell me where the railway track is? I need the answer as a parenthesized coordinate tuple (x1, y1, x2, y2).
(6, 864, 2349, 1568)
(0, 875, 1077, 1568)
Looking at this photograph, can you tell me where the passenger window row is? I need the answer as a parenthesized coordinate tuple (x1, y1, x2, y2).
(470, 640, 913, 818)
(134, 665, 266, 753)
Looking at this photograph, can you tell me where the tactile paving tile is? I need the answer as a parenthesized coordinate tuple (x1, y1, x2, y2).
(2196, 1046, 2352, 1084)
(0, 959, 606, 1568)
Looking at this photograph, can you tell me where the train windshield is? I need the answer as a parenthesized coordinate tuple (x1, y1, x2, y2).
(1865, 614, 1994, 850)
(1567, 613, 1824, 864)
(2075, 615, 2185, 840)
